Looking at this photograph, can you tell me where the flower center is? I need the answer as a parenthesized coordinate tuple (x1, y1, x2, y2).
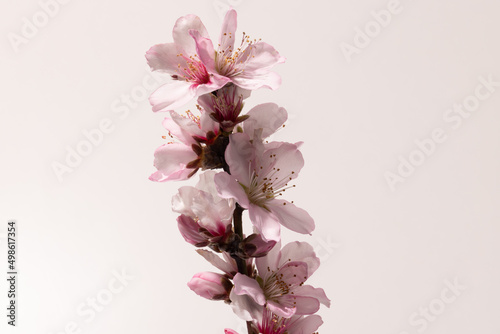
(215, 32, 261, 77)
(263, 269, 290, 301)
(246, 162, 296, 207)
(259, 309, 290, 334)
(176, 54, 210, 84)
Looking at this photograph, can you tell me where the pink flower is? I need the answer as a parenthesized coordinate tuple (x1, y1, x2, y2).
(197, 84, 251, 132)
(224, 309, 323, 334)
(257, 308, 324, 334)
(187, 272, 232, 301)
(146, 15, 230, 112)
(192, 9, 285, 91)
(146, 10, 284, 112)
(173, 171, 235, 248)
(214, 133, 314, 242)
(229, 242, 330, 319)
(149, 109, 220, 182)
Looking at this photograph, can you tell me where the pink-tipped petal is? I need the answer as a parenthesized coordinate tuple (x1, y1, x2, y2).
(177, 215, 207, 246)
(190, 29, 216, 72)
(268, 200, 315, 235)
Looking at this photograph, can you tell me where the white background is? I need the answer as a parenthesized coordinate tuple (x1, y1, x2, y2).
(1, 0, 499, 333)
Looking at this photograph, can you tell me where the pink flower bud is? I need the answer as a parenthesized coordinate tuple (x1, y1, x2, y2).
(177, 215, 209, 247)
(187, 272, 232, 301)
(243, 234, 277, 258)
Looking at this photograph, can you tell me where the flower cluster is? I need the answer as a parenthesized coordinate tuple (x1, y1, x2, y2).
(147, 9, 329, 333)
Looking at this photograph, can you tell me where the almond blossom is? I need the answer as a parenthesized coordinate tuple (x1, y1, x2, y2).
(146, 15, 230, 112)
(225, 308, 323, 334)
(214, 133, 314, 242)
(146, 10, 284, 112)
(149, 109, 220, 182)
(197, 84, 251, 132)
(173, 171, 235, 248)
(229, 242, 330, 320)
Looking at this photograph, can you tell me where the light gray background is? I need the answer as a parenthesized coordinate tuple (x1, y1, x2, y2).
(1, 0, 499, 333)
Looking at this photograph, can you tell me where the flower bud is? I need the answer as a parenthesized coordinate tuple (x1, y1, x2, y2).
(242, 234, 277, 258)
(177, 215, 210, 247)
(187, 272, 233, 301)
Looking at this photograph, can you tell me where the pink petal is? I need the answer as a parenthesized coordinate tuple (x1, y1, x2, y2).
(199, 109, 219, 135)
(244, 103, 287, 139)
(168, 110, 205, 139)
(145, 43, 185, 74)
(278, 242, 320, 277)
(288, 295, 320, 315)
(176, 215, 207, 246)
(248, 204, 281, 242)
(149, 81, 196, 112)
(229, 289, 262, 322)
(190, 29, 216, 73)
(214, 172, 250, 208)
(267, 298, 297, 318)
(172, 14, 209, 56)
(277, 261, 308, 286)
(224, 330, 239, 334)
(162, 115, 197, 146)
(232, 71, 282, 90)
(293, 285, 331, 308)
(232, 273, 266, 306)
(241, 42, 285, 73)
(148, 143, 197, 182)
(268, 200, 314, 235)
(288, 315, 323, 334)
(219, 9, 237, 52)
(255, 240, 282, 280)
(225, 133, 255, 186)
